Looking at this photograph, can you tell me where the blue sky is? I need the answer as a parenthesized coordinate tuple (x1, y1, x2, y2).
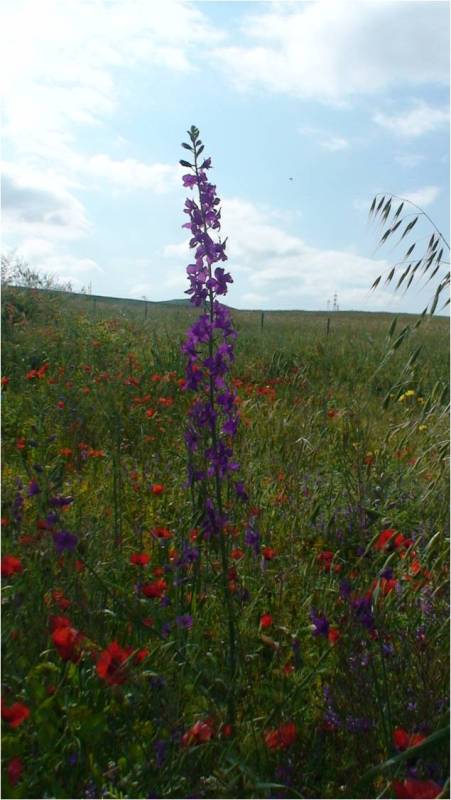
(2, 0, 449, 311)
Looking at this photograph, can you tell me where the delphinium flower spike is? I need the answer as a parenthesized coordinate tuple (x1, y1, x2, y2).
(180, 126, 242, 720)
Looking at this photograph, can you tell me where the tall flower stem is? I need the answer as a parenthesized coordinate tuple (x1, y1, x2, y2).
(180, 126, 240, 721)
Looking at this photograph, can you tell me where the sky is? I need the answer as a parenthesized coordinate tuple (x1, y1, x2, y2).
(2, 0, 450, 312)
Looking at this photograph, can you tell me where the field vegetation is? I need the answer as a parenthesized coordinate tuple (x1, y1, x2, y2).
(1, 280, 449, 798)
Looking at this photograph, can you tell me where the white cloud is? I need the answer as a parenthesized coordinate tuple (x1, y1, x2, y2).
(241, 292, 269, 307)
(4, 240, 103, 290)
(212, 2, 449, 103)
(402, 185, 440, 207)
(85, 155, 181, 192)
(395, 153, 426, 168)
(374, 102, 449, 137)
(2, 0, 223, 160)
(320, 136, 349, 152)
(299, 126, 350, 151)
(1, 162, 90, 241)
(128, 282, 157, 298)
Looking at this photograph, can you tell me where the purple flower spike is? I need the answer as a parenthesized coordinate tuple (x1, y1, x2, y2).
(179, 127, 248, 686)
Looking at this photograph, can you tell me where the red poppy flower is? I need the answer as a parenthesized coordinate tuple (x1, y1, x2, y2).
(151, 484, 165, 495)
(259, 613, 273, 629)
(1, 376, 9, 387)
(145, 408, 156, 418)
(16, 438, 26, 450)
(1, 555, 23, 578)
(51, 590, 71, 610)
(96, 641, 133, 685)
(130, 553, 151, 566)
(49, 615, 71, 632)
(153, 566, 165, 577)
(59, 448, 73, 457)
(231, 548, 244, 560)
(152, 527, 172, 540)
(395, 533, 413, 550)
(393, 779, 442, 799)
(328, 627, 340, 646)
(37, 363, 49, 378)
(317, 550, 334, 571)
(262, 546, 277, 561)
(134, 648, 149, 664)
(264, 721, 297, 750)
(7, 757, 23, 786)
(52, 625, 84, 662)
(1, 701, 30, 728)
(142, 578, 167, 599)
(374, 529, 397, 550)
(393, 727, 426, 751)
(181, 719, 214, 747)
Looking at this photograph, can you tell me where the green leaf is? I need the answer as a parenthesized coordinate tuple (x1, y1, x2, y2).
(392, 326, 410, 350)
(388, 317, 398, 338)
(179, 159, 193, 168)
(406, 345, 422, 368)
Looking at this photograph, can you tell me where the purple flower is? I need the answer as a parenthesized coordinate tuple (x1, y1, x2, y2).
(345, 716, 373, 733)
(234, 481, 248, 502)
(153, 739, 167, 768)
(352, 596, 375, 631)
(244, 525, 260, 555)
(310, 609, 329, 637)
(380, 567, 394, 580)
(176, 614, 193, 630)
(53, 530, 78, 554)
(50, 495, 74, 508)
(27, 479, 40, 497)
(161, 622, 172, 638)
(339, 579, 352, 600)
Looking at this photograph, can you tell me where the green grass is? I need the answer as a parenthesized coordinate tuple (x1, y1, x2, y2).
(1, 286, 449, 799)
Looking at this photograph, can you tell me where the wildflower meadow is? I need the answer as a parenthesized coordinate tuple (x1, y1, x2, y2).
(1, 129, 449, 799)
